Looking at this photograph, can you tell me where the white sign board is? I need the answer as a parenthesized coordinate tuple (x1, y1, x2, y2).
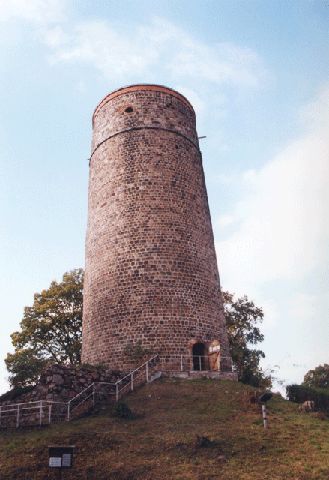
(62, 454, 72, 467)
(49, 457, 62, 467)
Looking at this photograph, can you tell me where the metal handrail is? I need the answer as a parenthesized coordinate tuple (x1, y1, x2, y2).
(69, 381, 116, 401)
(115, 355, 159, 384)
(67, 381, 117, 417)
(66, 355, 160, 419)
(68, 382, 94, 407)
(0, 399, 66, 409)
(112, 354, 160, 401)
(1, 352, 230, 429)
(0, 399, 68, 428)
(158, 354, 233, 373)
(159, 354, 232, 359)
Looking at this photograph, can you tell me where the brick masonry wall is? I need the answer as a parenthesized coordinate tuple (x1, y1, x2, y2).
(82, 85, 233, 371)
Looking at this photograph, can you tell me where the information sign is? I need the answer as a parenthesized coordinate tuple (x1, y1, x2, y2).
(49, 457, 62, 467)
(62, 453, 72, 467)
(48, 446, 74, 469)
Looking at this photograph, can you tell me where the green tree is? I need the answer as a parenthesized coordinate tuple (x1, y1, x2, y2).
(303, 364, 329, 390)
(5, 269, 84, 387)
(5, 268, 269, 389)
(222, 290, 270, 388)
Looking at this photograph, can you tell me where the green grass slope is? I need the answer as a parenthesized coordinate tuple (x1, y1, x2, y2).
(0, 378, 329, 480)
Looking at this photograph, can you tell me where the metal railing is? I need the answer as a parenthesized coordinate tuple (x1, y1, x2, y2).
(0, 355, 160, 428)
(0, 353, 232, 428)
(114, 354, 159, 401)
(0, 400, 67, 428)
(66, 354, 160, 420)
(157, 354, 233, 373)
(159, 354, 214, 372)
(66, 381, 116, 421)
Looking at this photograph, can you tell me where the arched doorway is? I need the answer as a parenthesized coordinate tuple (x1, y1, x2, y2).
(192, 342, 206, 370)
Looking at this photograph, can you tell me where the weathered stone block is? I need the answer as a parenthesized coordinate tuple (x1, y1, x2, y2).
(52, 374, 64, 385)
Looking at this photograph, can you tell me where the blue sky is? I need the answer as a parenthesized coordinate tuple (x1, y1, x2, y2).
(1, 0, 328, 394)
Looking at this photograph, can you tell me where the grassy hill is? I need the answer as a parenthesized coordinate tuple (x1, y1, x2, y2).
(0, 378, 329, 480)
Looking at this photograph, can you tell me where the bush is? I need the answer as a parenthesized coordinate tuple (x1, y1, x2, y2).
(195, 435, 216, 448)
(123, 341, 152, 362)
(286, 384, 329, 414)
(0, 385, 35, 403)
(113, 402, 134, 419)
(240, 368, 272, 389)
(303, 364, 329, 389)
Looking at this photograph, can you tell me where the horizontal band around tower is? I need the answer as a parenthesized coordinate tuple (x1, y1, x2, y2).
(90, 125, 201, 163)
(93, 84, 195, 122)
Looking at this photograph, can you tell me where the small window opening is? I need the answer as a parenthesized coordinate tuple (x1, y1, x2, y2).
(192, 342, 207, 370)
(125, 106, 133, 113)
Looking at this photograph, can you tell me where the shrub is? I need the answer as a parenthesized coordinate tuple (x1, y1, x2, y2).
(123, 341, 152, 361)
(286, 384, 329, 414)
(0, 385, 35, 403)
(113, 402, 134, 419)
(195, 435, 215, 448)
(303, 364, 329, 389)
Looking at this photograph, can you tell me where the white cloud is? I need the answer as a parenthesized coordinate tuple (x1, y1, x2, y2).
(263, 290, 329, 389)
(174, 86, 206, 117)
(76, 79, 87, 94)
(46, 20, 157, 78)
(43, 25, 68, 47)
(217, 85, 329, 294)
(215, 86, 329, 390)
(0, 0, 66, 24)
(215, 173, 235, 184)
(217, 214, 236, 228)
(289, 292, 317, 320)
(42, 16, 266, 88)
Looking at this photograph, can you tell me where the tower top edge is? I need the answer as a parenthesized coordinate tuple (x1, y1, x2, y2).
(92, 84, 195, 120)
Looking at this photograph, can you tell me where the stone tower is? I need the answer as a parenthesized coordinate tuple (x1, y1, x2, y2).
(82, 84, 232, 372)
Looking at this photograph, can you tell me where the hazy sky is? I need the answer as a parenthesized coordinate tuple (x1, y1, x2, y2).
(1, 0, 328, 394)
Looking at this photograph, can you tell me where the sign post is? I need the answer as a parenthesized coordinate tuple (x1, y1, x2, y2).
(258, 392, 273, 430)
(49, 446, 74, 478)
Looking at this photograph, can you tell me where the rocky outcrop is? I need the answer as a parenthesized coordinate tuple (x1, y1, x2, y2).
(0, 364, 125, 406)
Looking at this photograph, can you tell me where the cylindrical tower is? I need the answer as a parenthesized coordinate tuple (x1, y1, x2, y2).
(82, 84, 232, 372)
